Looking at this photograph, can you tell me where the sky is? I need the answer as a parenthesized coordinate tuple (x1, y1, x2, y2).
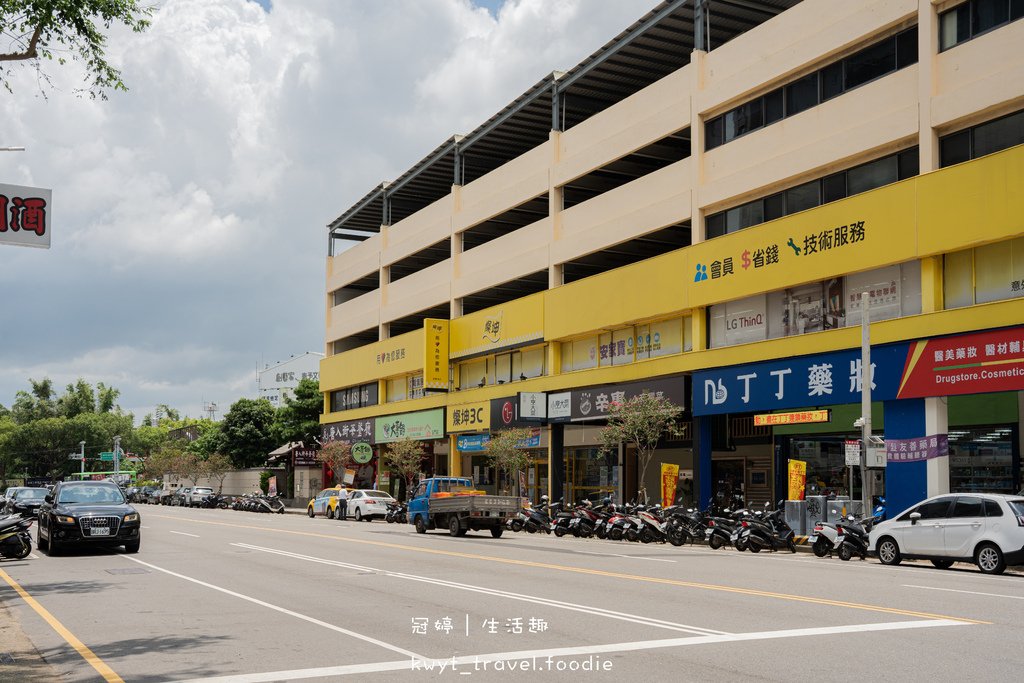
(0, 0, 653, 423)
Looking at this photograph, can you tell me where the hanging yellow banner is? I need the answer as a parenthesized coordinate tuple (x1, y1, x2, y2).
(423, 318, 449, 391)
(660, 463, 680, 508)
(787, 459, 807, 500)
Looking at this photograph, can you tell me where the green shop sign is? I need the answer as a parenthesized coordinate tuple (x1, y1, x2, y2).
(375, 408, 445, 443)
(351, 442, 374, 464)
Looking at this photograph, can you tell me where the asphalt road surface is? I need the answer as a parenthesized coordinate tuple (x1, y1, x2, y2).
(1, 505, 1022, 682)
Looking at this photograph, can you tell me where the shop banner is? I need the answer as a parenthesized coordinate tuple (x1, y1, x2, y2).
(351, 442, 373, 464)
(268, 476, 278, 496)
(519, 470, 527, 497)
(571, 376, 687, 421)
(518, 392, 546, 420)
(661, 463, 679, 508)
(446, 401, 490, 433)
(322, 418, 375, 444)
(293, 449, 318, 467)
(0, 182, 52, 249)
(898, 327, 1024, 398)
(886, 434, 949, 463)
(490, 396, 537, 430)
(547, 392, 571, 422)
(449, 295, 544, 359)
(423, 318, 450, 391)
(456, 430, 541, 452)
(787, 460, 807, 500)
(375, 408, 445, 443)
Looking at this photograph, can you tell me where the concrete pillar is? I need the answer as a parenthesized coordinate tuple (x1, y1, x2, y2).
(883, 397, 949, 515)
(689, 49, 707, 244)
(693, 416, 713, 509)
(918, 0, 939, 173)
(921, 255, 944, 313)
(549, 423, 565, 503)
(449, 434, 461, 477)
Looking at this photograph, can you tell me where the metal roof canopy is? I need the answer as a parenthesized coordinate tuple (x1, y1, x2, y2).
(328, 0, 798, 240)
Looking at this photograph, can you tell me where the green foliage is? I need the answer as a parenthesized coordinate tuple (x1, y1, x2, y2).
(272, 378, 322, 447)
(382, 438, 425, 498)
(600, 393, 682, 504)
(0, 0, 153, 99)
(219, 398, 276, 469)
(11, 378, 57, 423)
(57, 379, 95, 418)
(259, 470, 273, 494)
(187, 420, 224, 458)
(484, 428, 533, 495)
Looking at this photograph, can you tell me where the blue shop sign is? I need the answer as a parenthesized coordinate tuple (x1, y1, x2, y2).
(456, 431, 541, 452)
(693, 343, 909, 416)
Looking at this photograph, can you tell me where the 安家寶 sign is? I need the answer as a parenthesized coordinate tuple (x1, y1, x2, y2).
(753, 410, 830, 427)
(0, 183, 51, 249)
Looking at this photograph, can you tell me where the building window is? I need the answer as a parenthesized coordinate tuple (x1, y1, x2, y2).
(944, 236, 1024, 307)
(330, 382, 379, 412)
(940, 0, 1024, 51)
(940, 109, 1024, 167)
(709, 262, 921, 348)
(706, 148, 918, 239)
(705, 28, 918, 151)
(562, 318, 689, 371)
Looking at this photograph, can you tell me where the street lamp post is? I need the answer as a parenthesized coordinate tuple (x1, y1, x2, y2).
(860, 294, 872, 515)
(80, 441, 86, 476)
(113, 435, 121, 477)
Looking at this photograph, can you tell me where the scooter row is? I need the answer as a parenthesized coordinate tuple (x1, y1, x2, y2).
(807, 499, 887, 561)
(0, 511, 34, 559)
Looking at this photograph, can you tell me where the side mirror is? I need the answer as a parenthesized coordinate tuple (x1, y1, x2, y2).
(910, 512, 921, 525)
(44, 494, 53, 504)
(764, 501, 770, 509)
(847, 514, 854, 521)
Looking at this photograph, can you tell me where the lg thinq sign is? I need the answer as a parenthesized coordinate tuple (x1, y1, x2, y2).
(0, 183, 52, 249)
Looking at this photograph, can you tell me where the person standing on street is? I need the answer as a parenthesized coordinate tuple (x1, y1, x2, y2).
(337, 487, 348, 521)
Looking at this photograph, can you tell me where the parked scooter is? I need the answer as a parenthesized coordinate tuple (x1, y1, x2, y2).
(385, 501, 408, 524)
(808, 507, 843, 557)
(835, 513, 874, 561)
(0, 513, 33, 560)
(549, 499, 575, 537)
(740, 501, 797, 553)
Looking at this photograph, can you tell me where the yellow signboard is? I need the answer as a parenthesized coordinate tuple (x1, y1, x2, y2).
(450, 293, 544, 359)
(446, 400, 490, 433)
(424, 318, 449, 391)
(320, 329, 422, 391)
(754, 410, 830, 427)
(787, 459, 807, 501)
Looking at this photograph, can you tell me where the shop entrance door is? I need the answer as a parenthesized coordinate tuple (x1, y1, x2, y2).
(712, 459, 746, 507)
(565, 448, 616, 504)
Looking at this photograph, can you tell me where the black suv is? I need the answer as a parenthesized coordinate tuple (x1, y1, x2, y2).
(4, 487, 48, 517)
(37, 480, 141, 555)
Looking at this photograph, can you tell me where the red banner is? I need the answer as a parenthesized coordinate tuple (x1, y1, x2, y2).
(898, 326, 1024, 398)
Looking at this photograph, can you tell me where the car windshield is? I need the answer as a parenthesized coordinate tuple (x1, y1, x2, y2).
(15, 489, 47, 500)
(57, 484, 126, 505)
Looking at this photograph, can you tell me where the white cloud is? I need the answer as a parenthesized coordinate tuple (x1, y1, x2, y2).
(0, 0, 658, 423)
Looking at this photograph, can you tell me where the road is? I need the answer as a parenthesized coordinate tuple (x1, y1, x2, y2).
(1, 505, 1022, 682)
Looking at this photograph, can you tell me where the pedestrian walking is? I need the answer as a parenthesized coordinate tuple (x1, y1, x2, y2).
(337, 487, 348, 521)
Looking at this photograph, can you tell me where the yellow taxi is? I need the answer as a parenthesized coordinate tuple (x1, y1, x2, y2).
(306, 486, 344, 519)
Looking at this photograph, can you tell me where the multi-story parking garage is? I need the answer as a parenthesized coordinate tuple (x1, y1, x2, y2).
(320, 0, 1024, 516)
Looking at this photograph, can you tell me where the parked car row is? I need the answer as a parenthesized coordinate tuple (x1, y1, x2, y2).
(129, 486, 217, 507)
(306, 486, 396, 522)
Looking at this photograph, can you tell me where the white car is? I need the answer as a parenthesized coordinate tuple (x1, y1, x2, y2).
(349, 490, 396, 522)
(869, 493, 1024, 575)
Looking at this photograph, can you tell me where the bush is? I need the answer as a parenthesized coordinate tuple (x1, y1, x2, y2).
(259, 470, 274, 494)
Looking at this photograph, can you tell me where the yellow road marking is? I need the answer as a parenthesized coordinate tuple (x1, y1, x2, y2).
(153, 514, 988, 625)
(0, 569, 125, 683)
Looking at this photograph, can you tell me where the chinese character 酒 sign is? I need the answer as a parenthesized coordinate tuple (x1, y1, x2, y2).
(0, 183, 51, 249)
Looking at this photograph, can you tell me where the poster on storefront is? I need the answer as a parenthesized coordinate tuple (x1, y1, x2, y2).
(343, 468, 356, 485)
(787, 460, 806, 500)
(519, 470, 527, 497)
(267, 476, 278, 496)
(844, 440, 860, 467)
(661, 463, 680, 507)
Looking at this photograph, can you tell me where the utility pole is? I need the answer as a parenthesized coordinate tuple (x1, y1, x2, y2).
(80, 441, 86, 476)
(113, 435, 122, 477)
(860, 294, 872, 515)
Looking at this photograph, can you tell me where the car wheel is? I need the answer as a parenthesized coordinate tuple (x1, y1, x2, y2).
(931, 559, 954, 569)
(327, 508, 334, 520)
(46, 535, 60, 557)
(490, 526, 504, 538)
(307, 507, 314, 518)
(355, 508, 363, 522)
(976, 543, 1006, 575)
(876, 537, 902, 566)
(124, 540, 141, 554)
(415, 516, 427, 534)
(36, 525, 48, 552)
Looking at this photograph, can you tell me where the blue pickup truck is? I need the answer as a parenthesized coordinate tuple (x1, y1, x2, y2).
(408, 477, 519, 537)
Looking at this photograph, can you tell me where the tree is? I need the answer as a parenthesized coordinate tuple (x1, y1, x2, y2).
(57, 379, 95, 418)
(139, 444, 185, 482)
(599, 393, 682, 504)
(0, 0, 153, 99)
(484, 428, 533, 496)
(10, 378, 57, 424)
(218, 398, 276, 469)
(382, 438, 426, 501)
(272, 378, 322, 447)
(177, 451, 204, 487)
(316, 441, 350, 486)
(204, 452, 231, 493)
(95, 382, 119, 413)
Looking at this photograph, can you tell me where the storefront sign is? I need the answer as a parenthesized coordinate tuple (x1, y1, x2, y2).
(490, 396, 535, 430)
(661, 463, 679, 508)
(330, 382, 378, 413)
(886, 434, 949, 463)
(375, 408, 445, 443)
(753, 410, 831, 426)
(322, 418, 375, 444)
(518, 392, 546, 420)
(547, 392, 571, 422)
(787, 459, 806, 500)
(0, 183, 52, 249)
(898, 327, 1024, 398)
(450, 295, 544, 358)
(571, 377, 686, 421)
(446, 401, 490, 433)
(456, 430, 541, 452)
(351, 442, 373, 464)
(844, 440, 861, 467)
(423, 318, 449, 391)
(293, 449, 318, 467)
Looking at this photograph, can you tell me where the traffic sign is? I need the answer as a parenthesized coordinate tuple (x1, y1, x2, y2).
(68, 453, 83, 460)
(99, 452, 115, 461)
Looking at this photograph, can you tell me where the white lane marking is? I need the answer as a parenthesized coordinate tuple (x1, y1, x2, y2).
(233, 543, 725, 636)
(28, 553, 39, 560)
(575, 550, 676, 563)
(903, 584, 1024, 600)
(171, 618, 970, 682)
(168, 531, 200, 538)
(121, 556, 423, 660)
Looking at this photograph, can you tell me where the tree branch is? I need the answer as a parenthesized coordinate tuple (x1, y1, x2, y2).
(0, 13, 49, 63)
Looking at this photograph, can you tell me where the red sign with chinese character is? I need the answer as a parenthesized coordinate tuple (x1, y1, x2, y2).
(898, 326, 1024, 398)
(0, 182, 52, 249)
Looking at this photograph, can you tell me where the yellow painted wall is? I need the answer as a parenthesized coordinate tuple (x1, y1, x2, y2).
(321, 328, 424, 390)
(450, 292, 545, 358)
